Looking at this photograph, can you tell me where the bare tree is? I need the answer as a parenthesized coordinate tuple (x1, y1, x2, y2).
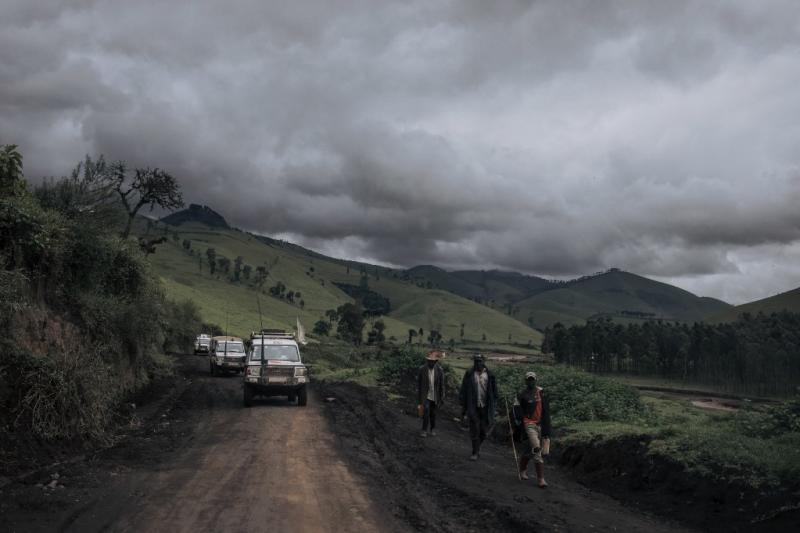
(109, 163, 184, 238)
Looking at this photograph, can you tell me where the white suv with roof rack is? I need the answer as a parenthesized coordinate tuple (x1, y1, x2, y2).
(243, 329, 309, 407)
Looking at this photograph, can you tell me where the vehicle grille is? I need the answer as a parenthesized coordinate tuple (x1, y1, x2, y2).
(267, 367, 294, 378)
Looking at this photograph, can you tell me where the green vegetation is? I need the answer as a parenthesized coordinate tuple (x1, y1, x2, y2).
(376, 344, 428, 385)
(493, 365, 648, 425)
(543, 313, 800, 395)
(318, 336, 799, 491)
(143, 214, 542, 345)
(0, 146, 200, 443)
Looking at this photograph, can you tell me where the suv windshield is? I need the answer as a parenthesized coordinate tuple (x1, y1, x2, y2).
(216, 342, 244, 353)
(250, 345, 300, 362)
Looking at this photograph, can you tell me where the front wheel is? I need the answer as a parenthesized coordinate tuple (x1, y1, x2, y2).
(243, 385, 254, 407)
(297, 385, 308, 407)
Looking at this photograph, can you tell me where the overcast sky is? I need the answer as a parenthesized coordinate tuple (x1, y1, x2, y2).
(2, 1, 800, 304)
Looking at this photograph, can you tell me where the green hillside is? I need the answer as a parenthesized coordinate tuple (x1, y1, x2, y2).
(140, 217, 543, 346)
(517, 269, 731, 329)
(406, 266, 553, 305)
(143, 207, 733, 342)
(709, 287, 800, 323)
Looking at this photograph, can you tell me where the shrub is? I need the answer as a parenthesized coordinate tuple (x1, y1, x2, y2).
(377, 344, 426, 385)
(493, 364, 648, 425)
(1, 343, 115, 442)
(736, 396, 800, 437)
(0, 146, 201, 444)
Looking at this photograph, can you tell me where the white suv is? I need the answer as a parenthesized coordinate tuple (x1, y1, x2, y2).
(210, 336, 247, 375)
(243, 330, 309, 407)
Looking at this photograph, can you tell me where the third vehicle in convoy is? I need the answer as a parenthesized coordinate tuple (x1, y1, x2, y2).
(243, 329, 309, 407)
(209, 335, 247, 375)
(194, 334, 211, 355)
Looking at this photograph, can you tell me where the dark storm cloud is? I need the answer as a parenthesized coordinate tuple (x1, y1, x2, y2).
(2, 0, 800, 303)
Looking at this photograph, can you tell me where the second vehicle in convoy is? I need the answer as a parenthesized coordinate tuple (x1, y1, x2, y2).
(243, 329, 309, 407)
(209, 336, 247, 375)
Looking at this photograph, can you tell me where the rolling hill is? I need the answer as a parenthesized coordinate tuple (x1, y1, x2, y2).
(709, 286, 800, 323)
(515, 269, 731, 329)
(404, 265, 732, 330)
(405, 266, 553, 305)
(142, 214, 543, 347)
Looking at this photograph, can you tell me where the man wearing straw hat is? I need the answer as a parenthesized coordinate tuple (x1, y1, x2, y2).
(515, 371, 552, 487)
(417, 350, 446, 437)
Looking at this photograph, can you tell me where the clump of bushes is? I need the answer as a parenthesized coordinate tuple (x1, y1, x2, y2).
(2, 343, 115, 442)
(493, 365, 648, 425)
(736, 396, 800, 436)
(377, 344, 426, 385)
(377, 344, 459, 392)
(0, 145, 200, 443)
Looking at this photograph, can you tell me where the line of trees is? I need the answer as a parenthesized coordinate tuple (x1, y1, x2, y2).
(541, 313, 800, 395)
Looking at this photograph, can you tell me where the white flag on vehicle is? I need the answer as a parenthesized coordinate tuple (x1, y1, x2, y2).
(296, 317, 307, 345)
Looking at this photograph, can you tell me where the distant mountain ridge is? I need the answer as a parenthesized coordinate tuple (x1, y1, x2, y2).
(709, 287, 800, 323)
(404, 266, 732, 329)
(161, 204, 230, 229)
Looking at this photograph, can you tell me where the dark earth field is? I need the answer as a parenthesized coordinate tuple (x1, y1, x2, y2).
(1, 353, 795, 532)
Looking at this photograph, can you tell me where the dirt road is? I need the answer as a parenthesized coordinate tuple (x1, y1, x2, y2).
(320, 382, 692, 533)
(3, 356, 405, 533)
(3, 355, 700, 532)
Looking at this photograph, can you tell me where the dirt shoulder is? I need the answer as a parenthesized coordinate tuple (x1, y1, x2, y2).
(319, 381, 691, 533)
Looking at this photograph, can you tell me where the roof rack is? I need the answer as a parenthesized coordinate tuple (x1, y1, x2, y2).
(250, 329, 296, 340)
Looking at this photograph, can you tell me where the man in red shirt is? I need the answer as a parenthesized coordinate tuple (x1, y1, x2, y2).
(515, 371, 551, 487)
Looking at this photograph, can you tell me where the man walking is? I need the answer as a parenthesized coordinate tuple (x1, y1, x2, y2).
(515, 371, 551, 488)
(459, 354, 497, 460)
(418, 350, 445, 437)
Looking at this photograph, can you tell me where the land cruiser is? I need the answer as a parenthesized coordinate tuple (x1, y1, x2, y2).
(209, 336, 246, 375)
(243, 329, 308, 407)
(194, 334, 211, 355)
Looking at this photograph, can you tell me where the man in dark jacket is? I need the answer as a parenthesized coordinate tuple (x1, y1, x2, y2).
(459, 354, 497, 460)
(515, 371, 552, 487)
(417, 350, 446, 437)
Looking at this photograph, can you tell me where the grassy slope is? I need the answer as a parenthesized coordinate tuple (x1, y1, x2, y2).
(517, 270, 732, 329)
(709, 286, 800, 323)
(144, 221, 542, 344)
(409, 267, 552, 305)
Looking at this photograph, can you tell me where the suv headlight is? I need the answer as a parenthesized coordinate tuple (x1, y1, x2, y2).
(294, 367, 307, 377)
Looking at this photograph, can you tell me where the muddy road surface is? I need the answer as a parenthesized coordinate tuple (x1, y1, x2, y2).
(3, 355, 404, 533)
(4, 354, 703, 532)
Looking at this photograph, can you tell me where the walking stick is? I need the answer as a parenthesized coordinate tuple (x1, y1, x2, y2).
(505, 398, 521, 481)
